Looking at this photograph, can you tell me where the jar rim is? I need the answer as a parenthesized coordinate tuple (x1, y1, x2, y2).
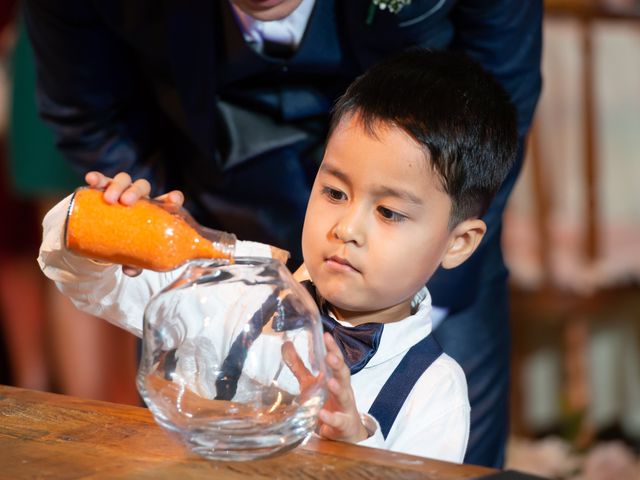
(189, 256, 283, 268)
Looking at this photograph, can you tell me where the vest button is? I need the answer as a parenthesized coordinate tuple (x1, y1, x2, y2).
(281, 65, 288, 73)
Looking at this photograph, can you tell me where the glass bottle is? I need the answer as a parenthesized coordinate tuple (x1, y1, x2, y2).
(138, 257, 327, 460)
(65, 187, 288, 271)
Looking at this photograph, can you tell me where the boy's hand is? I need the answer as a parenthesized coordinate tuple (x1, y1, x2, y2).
(85, 171, 184, 207)
(84, 171, 185, 276)
(85, 171, 151, 205)
(282, 332, 370, 444)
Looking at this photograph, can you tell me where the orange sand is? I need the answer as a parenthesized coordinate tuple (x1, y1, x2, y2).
(65, 188, 230, 271)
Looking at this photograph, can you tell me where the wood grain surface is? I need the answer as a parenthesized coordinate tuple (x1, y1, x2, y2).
(0, 385, 495, 479)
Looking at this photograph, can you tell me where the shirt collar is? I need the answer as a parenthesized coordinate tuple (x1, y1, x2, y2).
(320, 286, 433, 369)
(230, 0, 316, 51)
(365, 287, 433, 368)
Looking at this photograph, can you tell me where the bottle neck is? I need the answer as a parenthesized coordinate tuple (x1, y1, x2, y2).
(201, 227, 237, 258)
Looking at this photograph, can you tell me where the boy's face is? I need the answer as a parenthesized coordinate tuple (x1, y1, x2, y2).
(301, 114, 457, 319)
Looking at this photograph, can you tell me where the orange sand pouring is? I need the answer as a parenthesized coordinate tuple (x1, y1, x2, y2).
(65, 188, 231, 271)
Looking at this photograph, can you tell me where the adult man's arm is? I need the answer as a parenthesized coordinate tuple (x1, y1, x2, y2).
(451, 0, 543, 138)
(426, 1, 542, 468)
(24, 0, 165, 189)
(428, 0, 543, 312)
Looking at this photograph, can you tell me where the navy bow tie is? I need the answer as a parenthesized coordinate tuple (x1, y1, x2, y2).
(320, 314, 384, 375)
(301, 281, 384, 375)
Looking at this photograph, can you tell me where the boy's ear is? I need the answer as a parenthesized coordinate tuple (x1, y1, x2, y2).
(441, 219, 487, 269)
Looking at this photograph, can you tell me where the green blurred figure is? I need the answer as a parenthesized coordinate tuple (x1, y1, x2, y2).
(0, 20, 138, 404)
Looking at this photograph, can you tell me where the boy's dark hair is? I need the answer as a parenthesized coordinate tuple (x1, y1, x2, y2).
(329, 49, 517, 227)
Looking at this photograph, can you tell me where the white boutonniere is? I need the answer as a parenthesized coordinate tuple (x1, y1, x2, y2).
(367, 0, 412, 24)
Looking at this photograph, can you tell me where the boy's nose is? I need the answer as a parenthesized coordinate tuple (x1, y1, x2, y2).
(332, 210, 366, 246)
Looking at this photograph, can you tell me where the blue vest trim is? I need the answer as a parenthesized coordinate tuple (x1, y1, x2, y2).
(367, 333, 443, 439)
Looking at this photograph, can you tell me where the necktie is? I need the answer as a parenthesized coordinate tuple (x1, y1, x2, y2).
(301, 281, 383, 374)
(262, 39, 295, 59)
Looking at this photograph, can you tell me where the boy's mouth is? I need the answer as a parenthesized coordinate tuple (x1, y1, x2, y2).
(325, 255, 360, 273)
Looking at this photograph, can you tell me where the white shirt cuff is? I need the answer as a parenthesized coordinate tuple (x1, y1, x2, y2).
(356, 412, 386, 449)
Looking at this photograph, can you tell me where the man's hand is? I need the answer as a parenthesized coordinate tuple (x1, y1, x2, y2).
(84, 171, 185, 276)
(282, 332, 370, 444)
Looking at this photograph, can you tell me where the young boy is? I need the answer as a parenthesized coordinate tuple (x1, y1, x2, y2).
(39, 49, 517, 462)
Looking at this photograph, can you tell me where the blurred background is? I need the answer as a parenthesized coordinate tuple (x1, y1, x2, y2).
(503, 0, 640, 478)
(0, 0, 139, 406)
(0, 0, 638, 478)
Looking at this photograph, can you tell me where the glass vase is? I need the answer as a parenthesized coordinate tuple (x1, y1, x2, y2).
(137, 257, 327, 460)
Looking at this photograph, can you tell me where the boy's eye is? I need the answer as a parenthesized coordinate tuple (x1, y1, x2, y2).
(321, 186, 347, 202)
(377, 206, 406, 223)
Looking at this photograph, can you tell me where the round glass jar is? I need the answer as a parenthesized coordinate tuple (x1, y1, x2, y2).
(137, 257, 327, 460)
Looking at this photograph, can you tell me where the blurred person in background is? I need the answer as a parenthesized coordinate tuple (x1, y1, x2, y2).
(24, 0, 542, 466)
(0, 0, 43, 390)
(0, 141, 48, 392)
(0, 4, 138, 404)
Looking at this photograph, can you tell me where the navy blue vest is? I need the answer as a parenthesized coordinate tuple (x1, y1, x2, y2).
(212, 0, 359, 170)
(216, 0, 358, 118)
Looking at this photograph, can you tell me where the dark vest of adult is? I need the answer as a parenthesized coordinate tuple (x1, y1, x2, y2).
(159, 1, 456, 201)
(171, 0, 456, 252)
(212, 0, 360, 172)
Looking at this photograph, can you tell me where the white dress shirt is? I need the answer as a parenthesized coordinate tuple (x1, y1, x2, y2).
(230, 0, 316, 53)
(38, 194, 470, 463)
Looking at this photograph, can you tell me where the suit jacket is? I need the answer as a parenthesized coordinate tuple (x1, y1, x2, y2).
(24, 0, 542, 311)
(25, 0, 541, 177)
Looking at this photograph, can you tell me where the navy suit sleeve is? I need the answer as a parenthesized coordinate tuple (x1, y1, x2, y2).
(450, 0, 543, 137)
(427, 1, 542, 312)
(24, 0, 165, 189)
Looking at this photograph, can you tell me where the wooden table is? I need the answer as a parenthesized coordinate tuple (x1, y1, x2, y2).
(0, 385, 496, 479)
